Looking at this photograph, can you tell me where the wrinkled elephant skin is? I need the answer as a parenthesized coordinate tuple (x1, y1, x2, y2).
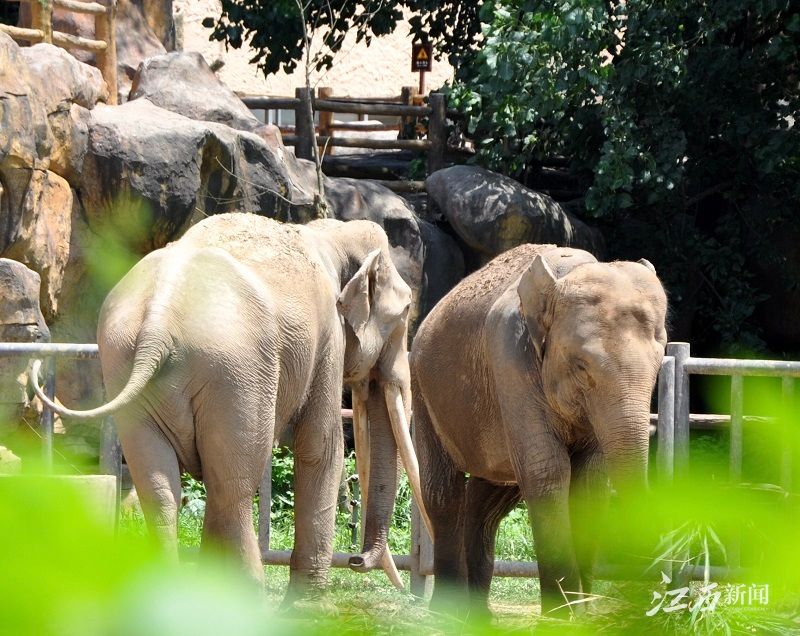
(410, 244, 667, 615)
(32, 213, 420, 600)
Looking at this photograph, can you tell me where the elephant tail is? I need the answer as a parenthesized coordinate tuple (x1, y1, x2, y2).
(30, 330, 170, 420)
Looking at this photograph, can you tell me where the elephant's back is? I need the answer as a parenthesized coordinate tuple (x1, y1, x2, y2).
(414, 244, 556, 350)
(180, 213, 316, 277)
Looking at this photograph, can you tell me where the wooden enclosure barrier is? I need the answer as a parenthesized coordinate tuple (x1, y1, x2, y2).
(241, 87, 452, 186)
(0, 0, 118, 104)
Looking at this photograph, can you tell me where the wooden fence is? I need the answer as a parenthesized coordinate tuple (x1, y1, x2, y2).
(0, 0, 118, 104)
(241, 87, 452, 191)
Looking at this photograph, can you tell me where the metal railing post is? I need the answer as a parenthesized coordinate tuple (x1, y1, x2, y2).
(728, 374, 744, 570)
(781, 377, 794, 492)
(40, 356, 56, 472)
(667, 342, 691, 480)
(666, 342, 690, 585)
(99, 415, 122, 525)
(258, 449, 273, 560)
(656, 355, 675, 484)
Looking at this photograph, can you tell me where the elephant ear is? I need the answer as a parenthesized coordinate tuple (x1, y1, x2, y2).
(518, 255, 557, 360)
(638, 258, 657, 274)
(338, 249, 382, 341)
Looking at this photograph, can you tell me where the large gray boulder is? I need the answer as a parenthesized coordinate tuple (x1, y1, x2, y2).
(79, 99, 309, 249)
(0, 259, 49, 436)
(20, 44, 107, 182)
(426, 165, 604, 259)
(129, 51, 262, 132)
(0, 34, 104, 319)
(417, 221, 465, 318)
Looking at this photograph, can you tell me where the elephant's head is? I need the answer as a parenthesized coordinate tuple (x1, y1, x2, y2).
(338, 249, 412, 388)
(336, 248, 421, 572)
(518, 254, 668, 492)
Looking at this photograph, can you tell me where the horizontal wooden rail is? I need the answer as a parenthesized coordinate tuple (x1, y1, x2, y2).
(241, 96, 432, 118)
(53, 30, 107, 51)
(53, 0, 109, 15)
(314, 98, 431, 117)
(284, 135, 430, 152)
(322, 95, 405, 105)
(241, 96, 299, 110)
(0, 24, 46, 42)
(329, 123, 400, 132)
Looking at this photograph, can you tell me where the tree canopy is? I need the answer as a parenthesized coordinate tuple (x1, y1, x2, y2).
(203, 1, 484, 76)
(449, 0, 800, 351)
(206, 0, 800, 351)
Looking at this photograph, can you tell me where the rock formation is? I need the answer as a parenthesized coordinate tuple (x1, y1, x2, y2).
(426, 165, 604, 261)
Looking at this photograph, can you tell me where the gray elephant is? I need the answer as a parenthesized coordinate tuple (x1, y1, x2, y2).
(32, 213, 430, 598)
(410, 244, 667, 615)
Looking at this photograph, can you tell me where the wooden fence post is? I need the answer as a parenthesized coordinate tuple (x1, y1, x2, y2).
(95, 0, 118, 105)
(31, 0, 53, 43)
(294, 86, 315, 160)
(400, 85, 418, 140)
(426, 92, 446, 176)
(318, 86, 334, 156)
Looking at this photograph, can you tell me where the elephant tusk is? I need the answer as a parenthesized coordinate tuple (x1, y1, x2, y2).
(352, 394, 404, 590)
(381, 547, 404, 590)
(383, 384, 435, 541)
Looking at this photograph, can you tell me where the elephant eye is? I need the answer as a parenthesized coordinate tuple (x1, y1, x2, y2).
(573, 359, 591, 379)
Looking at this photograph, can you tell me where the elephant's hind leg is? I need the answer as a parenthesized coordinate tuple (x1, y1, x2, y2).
(413, 385, 466, 611)
(117, 412, 181, 560)
(285, 364, 344, 601)
(463, 478, 521, 612)
(196, 388, 273, 585)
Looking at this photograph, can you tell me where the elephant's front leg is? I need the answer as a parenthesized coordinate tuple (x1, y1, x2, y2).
(287, 391, 344, 600)
(569, 449, 609, 596)
(517, 437, 582, 616)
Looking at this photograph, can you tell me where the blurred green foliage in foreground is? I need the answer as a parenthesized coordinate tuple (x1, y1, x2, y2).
(2, 381, 800, 634)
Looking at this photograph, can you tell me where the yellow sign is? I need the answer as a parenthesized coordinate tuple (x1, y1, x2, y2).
(412, 43, 433, 72)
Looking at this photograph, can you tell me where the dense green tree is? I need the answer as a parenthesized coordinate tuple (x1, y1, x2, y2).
(449, 0, 800, 351)
(203, 1, 484, 77)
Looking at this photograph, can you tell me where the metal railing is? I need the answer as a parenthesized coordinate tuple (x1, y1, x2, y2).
(3, 340, 795, 591)
(0, 0, 118, 104)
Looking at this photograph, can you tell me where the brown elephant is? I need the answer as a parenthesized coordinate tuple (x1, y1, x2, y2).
(410, 244, 668, 615)
(32, 213, 430, 600)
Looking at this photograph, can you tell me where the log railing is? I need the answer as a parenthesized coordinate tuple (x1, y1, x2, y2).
(241, 86, 451, 185)
(0, 0, 117, 104)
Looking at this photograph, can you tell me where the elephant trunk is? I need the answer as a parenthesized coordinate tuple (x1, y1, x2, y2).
(593, 388, 652, 494)
(348, 381, 399, 572)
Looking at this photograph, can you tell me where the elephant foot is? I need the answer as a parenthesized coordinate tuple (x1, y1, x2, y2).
(280, 595, 340, 619)
(427, 584, 470, 619)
